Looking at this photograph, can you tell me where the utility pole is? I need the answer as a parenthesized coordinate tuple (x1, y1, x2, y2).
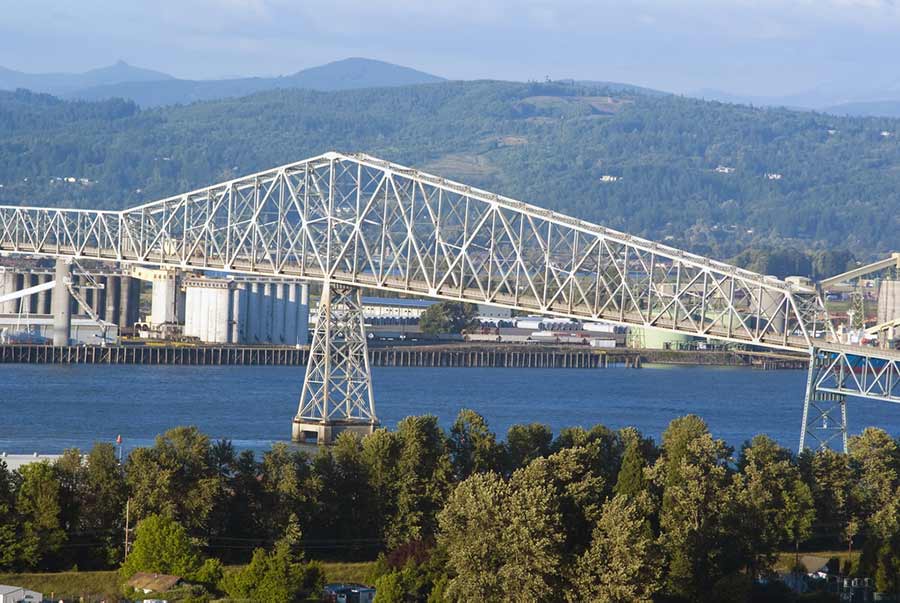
(124, 498, 131, 562)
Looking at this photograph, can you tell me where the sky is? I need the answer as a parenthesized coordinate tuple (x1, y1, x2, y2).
(2, 0, 900, 98)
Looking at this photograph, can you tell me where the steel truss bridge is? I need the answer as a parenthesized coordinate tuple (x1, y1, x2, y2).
(1, 152, 898, 450)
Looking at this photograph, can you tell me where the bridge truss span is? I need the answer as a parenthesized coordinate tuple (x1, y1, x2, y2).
(0, 152, 830, 351)
(1, 151, 897, 448)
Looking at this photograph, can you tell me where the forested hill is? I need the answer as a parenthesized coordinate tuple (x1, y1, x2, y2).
(1, 81, 898, 261)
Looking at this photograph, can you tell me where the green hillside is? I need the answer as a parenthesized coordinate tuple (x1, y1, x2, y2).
(1, 81, 898, 261)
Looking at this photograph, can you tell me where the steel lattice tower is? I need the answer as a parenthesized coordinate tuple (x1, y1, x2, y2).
(292, 282, 378, 443)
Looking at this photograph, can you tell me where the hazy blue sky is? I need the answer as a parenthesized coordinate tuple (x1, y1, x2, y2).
(2, 0, 899, 96)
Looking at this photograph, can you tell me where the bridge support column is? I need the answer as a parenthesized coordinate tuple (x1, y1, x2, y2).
(292, 282, 378, 445)
(799, 350, 848, 454)
(51, 259, 71, 347)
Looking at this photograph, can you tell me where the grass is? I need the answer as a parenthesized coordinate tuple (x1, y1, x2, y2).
(319, 561, 375, 585)
(0, 561, 376, 601)
(0, 570, 120, 600)
(775, 549, 856, 573)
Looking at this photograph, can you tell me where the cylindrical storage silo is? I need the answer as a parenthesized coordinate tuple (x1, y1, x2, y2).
(273, 283, 286, 344)
(298, 283, 309, 345)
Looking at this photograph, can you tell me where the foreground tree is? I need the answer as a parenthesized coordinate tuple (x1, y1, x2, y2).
(125, 426, 222, 535)
(16, 461, 65, 569)
(800, 447, 854, 550)
(438, 469, 564, 601)
(0, 460, 18, 569)
(82, 443, 128, 566)
(448, 409, 503, 480)
(850, 429, 900, 594)
(308, 432, 377, 557)
(388, 416, 453, 548)
(120, 514, 203, 579)
(734, 435, 815, 575)
(503, 422, 552, 474)
(614, 427, 651, 498)
(221, 540, 323, 602)
(656, 431, 740, 600)
(570, 494, 661, 602)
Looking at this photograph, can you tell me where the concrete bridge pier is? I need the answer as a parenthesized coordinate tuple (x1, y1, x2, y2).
(50, 259, 71, 346)
(292, 282, 378, 445)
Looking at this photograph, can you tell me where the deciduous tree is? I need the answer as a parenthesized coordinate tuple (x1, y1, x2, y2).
(570, 494, 661, 602)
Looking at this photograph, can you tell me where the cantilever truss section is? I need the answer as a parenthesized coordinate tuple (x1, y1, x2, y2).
(0, 151, 833, 352)
(295, 283, 376, 425)
(813, 346, 900, 404)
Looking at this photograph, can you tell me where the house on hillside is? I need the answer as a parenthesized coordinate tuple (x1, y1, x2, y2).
(126, 572, 183, 595)
(0, 585, 42, 603)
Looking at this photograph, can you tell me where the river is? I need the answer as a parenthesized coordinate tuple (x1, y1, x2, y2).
(1, 364, 898, 454)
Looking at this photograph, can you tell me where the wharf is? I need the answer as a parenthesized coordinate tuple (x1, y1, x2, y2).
(0, 343, 642, 368)
(0, 343, 806, 369)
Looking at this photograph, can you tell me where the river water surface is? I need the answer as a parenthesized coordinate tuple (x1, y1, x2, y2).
(1, 364, 898, 454)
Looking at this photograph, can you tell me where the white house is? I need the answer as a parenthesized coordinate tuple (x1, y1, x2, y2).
(0, 585, 42, 603)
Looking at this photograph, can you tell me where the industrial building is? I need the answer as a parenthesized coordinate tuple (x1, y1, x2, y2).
(312, 296, 511, 327)
(0, 317, 118, 345)
(183, 277, 309, 345)
(0, 264, 139, 344)
(0, 584, 42, 603)
(877, 280, 900, 326)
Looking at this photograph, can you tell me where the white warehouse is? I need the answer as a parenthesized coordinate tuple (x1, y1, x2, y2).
(183, 277, 309, 345)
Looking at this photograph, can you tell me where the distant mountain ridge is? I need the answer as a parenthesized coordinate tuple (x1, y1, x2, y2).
(691, 79, 900, 117)
(1, 80, 898, 260)
(0, 60, 173, 95)
(824, 100, 900, 118)
(0, 58, 445, 107)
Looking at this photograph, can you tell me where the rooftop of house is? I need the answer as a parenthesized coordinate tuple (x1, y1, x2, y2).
(126, 572, 182, 593)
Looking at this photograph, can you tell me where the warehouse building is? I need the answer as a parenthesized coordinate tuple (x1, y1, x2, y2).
(183, 277, 309, 345)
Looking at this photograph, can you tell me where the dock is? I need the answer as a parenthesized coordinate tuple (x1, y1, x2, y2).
(0, 343, 643, 368)
(0, 343, 807, 369)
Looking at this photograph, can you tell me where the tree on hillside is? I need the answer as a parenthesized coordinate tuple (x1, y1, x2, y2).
(419, 302, 479, 336)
